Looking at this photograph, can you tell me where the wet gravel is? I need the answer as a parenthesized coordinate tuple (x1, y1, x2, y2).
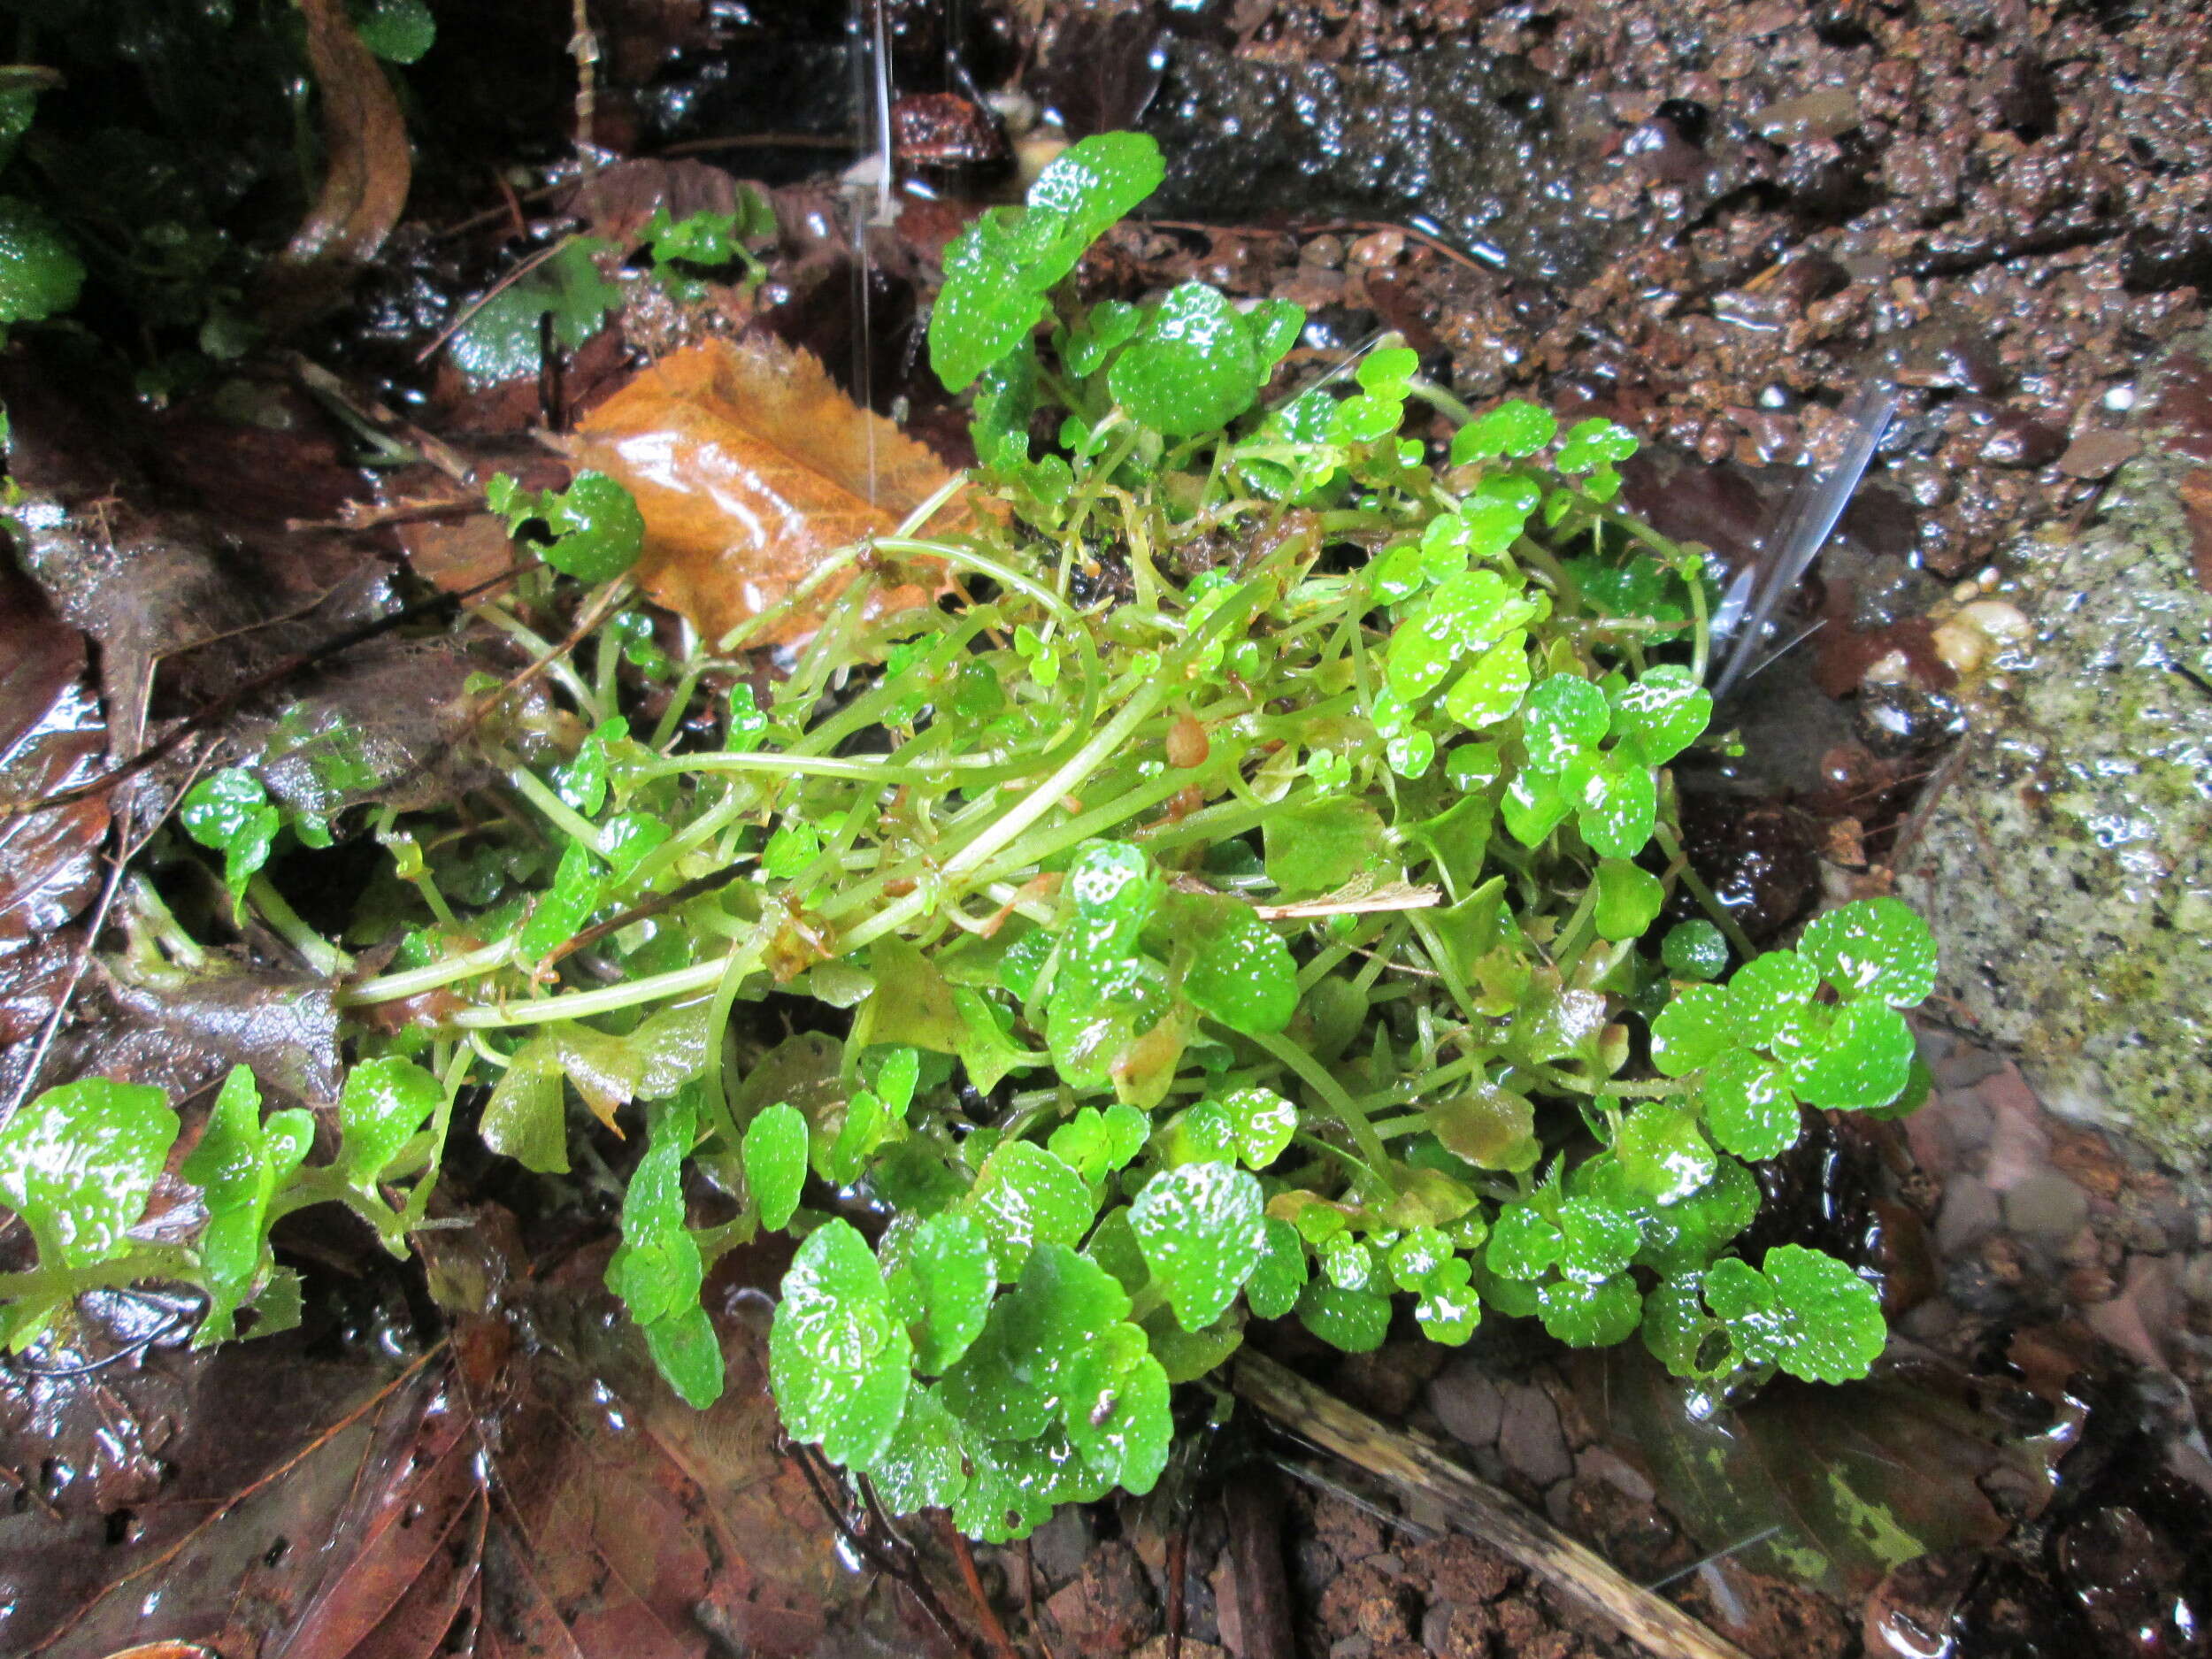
(1132, 0, 2211, 580)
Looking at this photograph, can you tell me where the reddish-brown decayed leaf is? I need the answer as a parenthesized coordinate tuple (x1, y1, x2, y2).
(4, 1341, 427, 1658)
(484, 1267, 961, 1659)
(569, 334, 957, 645)
(0, 557, 105, 1046)
(282, 0, 411, 274)
(270, 1384, 483, 1658)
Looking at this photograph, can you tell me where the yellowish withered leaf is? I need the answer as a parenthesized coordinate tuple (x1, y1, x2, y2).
(569, 334, 956, 644)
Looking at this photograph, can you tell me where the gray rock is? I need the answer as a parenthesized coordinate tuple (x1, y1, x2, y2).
(1421, 1601, 1457, 1655)
(1028, 1507, 1095, 1585)
(1901, 328, 2212, 1173)
(1934, 1174, 2002, 1255)
(1143, 44, 1730, 288)
(1497, 1382, 1573, 1488)
(1575, 1445, 1656, 1505)
(1427, 1357, 1505, 1448)
(2003, 1171, 2090, 1244)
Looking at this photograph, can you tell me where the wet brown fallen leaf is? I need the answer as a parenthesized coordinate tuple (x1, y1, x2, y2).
(266, 0, 412, 319)
(568, 334, 956, 645)
(0, 558, 108, 1047)
(6, 1226, 968, 1659)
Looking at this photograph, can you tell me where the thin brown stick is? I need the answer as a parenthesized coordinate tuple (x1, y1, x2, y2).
(1164, 1525, 1187, 1659)
(1225, 1469, 1297, 1659)
(938, 1513, 1021, 1659)
(787, 1448, 978, 1659)
(1021, 1536, 1052, 1659)
(1233, 1351, 1754, 1659)
(412, 235, 578, 365)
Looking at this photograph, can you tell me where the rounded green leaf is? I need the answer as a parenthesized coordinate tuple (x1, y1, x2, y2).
(1262, 796, 1386, 899)
(1129, 1161, 1267, 1330)
(1065, 839, 1156, 923)
(1215, 1085, 1296, 1170)
(1538, 1274, 1641, 1347)
(1385, 570, 1539, 701)
(1577, 752, 1656, 860)
(938, 1310, 1052, 1440)
(1001, 1244, 1133, 1398)
(1556, 417, 1640, 473)
(1786, 999, 1916, 1110)
(1180, 899, 1297, 1036)
(961, 1140, 1095, 1281)
(1321, 1231, 1375, 1291)
(1386, 727, 1437, 779)
(0, 196, 82, 324)
(1798, 896, 1939, 1008)
(1701, 1050, 1801, 1161)
(355, 0, 436, 61)
(1609, 665, 1711, 765)
(743, 1102, 809, 1231)
(1641, 1272, 1729, 1378)
(887, 1212, 995, 1375)
(1245, 1217, 1310, 1319)
(1388, 1226, 1452, 1292)
(1522, 674, 1609, 770)
(1433, 1084, 1539, 1171)
(643, 1305, 726, 1409)
(1663, 920, 1731, 980)
(1704, 1245, 1885, 1383)
(1615, 1102, 1717, 1206)
(1064, 1328, 1173, 1494)
(338, 1056, 442, 1185)
(1449, 399, 1555, 462)
(770, 1218, 913, 1468)
(0, 1079, 177, 1271)
(1108, 283, 1263, 436)
(1724, 949, 1819, 1048)
(1018, 131, 1166, 288)
(1485, 1202, 1563, 1280)
(1441, 631, 1532, 727)
(1649, 984, 1733, 1077)
(865, 1385, 967, 1515)
(480, 1040, 567, 1174)
(926, 225, 1042, 393)
(1593, 859, 1663, 941)
(1414, 1256, 1482, 1345)
(1555, 1198, 1640, 1284)
(542, 471, 645, 583)
(1296, 1280, 1392, 1352)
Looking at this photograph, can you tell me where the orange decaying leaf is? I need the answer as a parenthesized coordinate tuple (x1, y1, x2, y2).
(569, 334, 958, 645)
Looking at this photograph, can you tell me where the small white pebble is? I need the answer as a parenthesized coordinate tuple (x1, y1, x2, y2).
(1863, 649, 1913, 685)
(2103, 383, 2137, 411)
(1956, 598, 2032, 645)
(1932, 622, 1985, 674)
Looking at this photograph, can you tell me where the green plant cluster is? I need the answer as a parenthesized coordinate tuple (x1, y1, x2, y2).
(448, 198, 780, 388)
(0, 132, 1936, 1543)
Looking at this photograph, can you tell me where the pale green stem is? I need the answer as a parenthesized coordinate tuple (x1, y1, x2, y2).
(245, 875, 352, 977)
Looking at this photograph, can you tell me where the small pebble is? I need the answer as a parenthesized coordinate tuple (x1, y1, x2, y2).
(1497, 1383, 1573, 1488)
(1935, 1175, 2002, 1255)
(2003, 1171, 2090, 1244)
(1421, 1601, 1457, 1655)
(2056, 429, 2140, 478)
(1428, 1359, 1505, 1449)
(2178, 1254, 2212, 1308)
(1575, 1446, 1655, 1504)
